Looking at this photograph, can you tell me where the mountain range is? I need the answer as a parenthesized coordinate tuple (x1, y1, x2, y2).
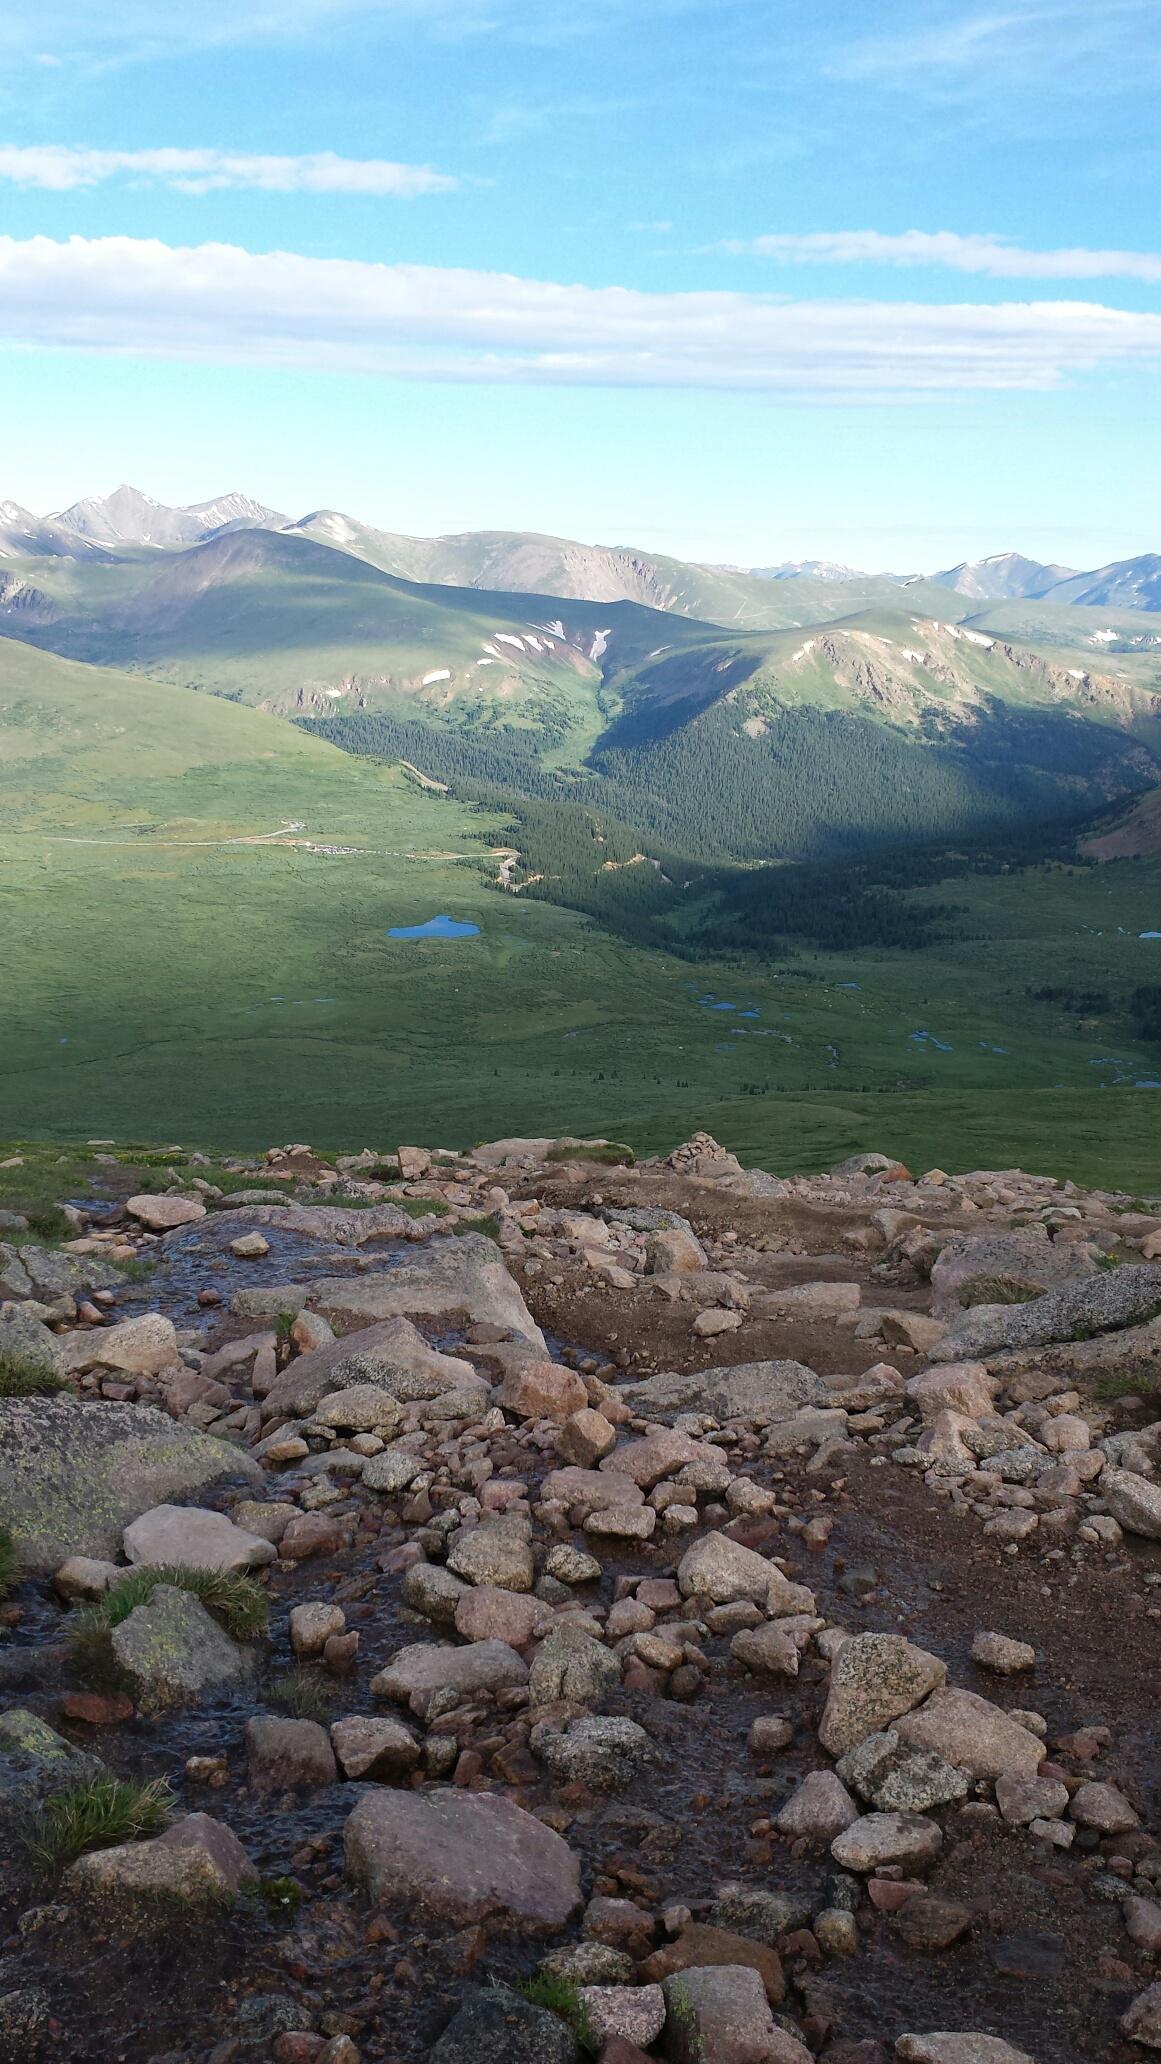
(2, 484, 1158, 617)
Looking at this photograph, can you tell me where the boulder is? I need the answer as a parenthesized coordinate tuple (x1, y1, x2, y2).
(831, 1812, 943, 1872)
(678, 1533, 809, 1611)
(314, 1386, 406, 1434)
(260, 1316, 486, 1421)
(429, 1981, 581, 2063)
(541, 1467, 646, 1517)
(971, 1631, 1036, 1674)
(126, 1194, 206, 1229)
(931, 1230, 1092, 1312)
(455, 1586, 550, 1648)
(1123, 1983, 1161, 2050)
(557, 1409, 618, 1468)
(837, 1730, 968, 1813)
(110, 1585, 256, 1713)
(330, 1715, 420, 1780)
(80, 1313, 179, 1376)
(583, 1986, 665, 2048)
(660, 1963, 784, 2064)
(446, 1518, 535, 1592)
(371, 1639, 528, 1704)
(529, 1625, 621, 1706)
(896, 1688, 1045, 1782)
(1101, 1468, 1161, 1540)
(123, 1504, 275, 1573)
(932, 1261, 1161, 1362)
(620, 1360, 826, 1425)
(533, 1716, 658, 1792)
(0, 1308, 64, 1382)
(0, 1709, 108, 1837)
(245, 1717, 337, 1790)
(905, 1365, 995, 1422)
(309, 1234, 546, 1350)
(345, 1787, 582, 1928)
(0, 1397, 259, 1571)
(64, 1813, 254, 1904)
(774, 1769, 860, 1843)
(818, 1634, 947, 1757)
(499, 1362, 589, 1420)
(896, 2040, 1035, 2064)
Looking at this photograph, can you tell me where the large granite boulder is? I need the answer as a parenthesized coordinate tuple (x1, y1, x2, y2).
(110, 1585, 258, 1713)
(0, 1397, 260, 1571)
(260, 1316, 487, 1421)
(619, 1360, 826, 1425)
(932, 1262, 1161, 1363)
(345, 1787, 582, 1928)
(309, 1234, 545, 1349)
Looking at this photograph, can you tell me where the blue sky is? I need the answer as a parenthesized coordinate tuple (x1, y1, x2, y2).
(1, 0, 1159, 569)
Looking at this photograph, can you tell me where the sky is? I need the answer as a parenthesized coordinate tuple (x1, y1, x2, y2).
(0, 0, 1159, 570)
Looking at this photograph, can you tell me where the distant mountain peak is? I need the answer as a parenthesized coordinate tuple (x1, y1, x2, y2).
(932, 552, 1078, 601)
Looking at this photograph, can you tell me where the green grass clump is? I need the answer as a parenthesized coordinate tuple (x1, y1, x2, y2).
(545, 1141, 634, 1166)
(23, 1774, 174, 1876)
(389, 1194, 451, 1219)
(24, 1205, 74, 1242)
(956, 1275, 1041, 1308)
(68, 1563, 269, 1683)
(0, 1524, 19, 1599)
(266, 1669, 335, 1722)
(0, 1357, 67, 1397)
(516, 1974, 595, 2048)
(450, 1213, 501, 1242)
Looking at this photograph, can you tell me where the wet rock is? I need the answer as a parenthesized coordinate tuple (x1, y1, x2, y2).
(455, 1585, 550, 1646)
(529, 1624, 621, 1705)
(345, 1787, 582, 1928)
(446, 1516, 535, 1592)
(620, 1359, 826, 1426)
(290, 1601, 346, 1655)
(260, 1316, 488, 1421)
(749, 1715, 794, 1756)
(818, 1634, 947, 1758)
(65, 1812, 255, 1904)
(126, 1194, 206, 1229)
(1070, 1780, 1139, 1832)
(896, 2039, 1035, 2064)
(896, 1688, 1045, 1782)
(281, 1511, 345, 1559)
(245, 1716, 337, 1790)
(558, 1408, 618, 1467)
(891, 1895, 973, 1950)
(1123, 1984, 1161, 2050)
(832, 1811, 943, 1871)
(230, 1231, 270, 1258)
(311, 1234, 547, 1349)
(710, 1885, 812, 1941)
(110, 1585, 256, 1713)
(232, 1499, 297, 1545)
(582, 1986, 666, 2048)
(403, 1562, 469, 1625)
(1101, 1468, 1161, 1539)
(994, 1772, 1070, 1824)
(816, 1906, 860, 1954)
(500, 1361, 589, 1419)
(123, 1503, 276, 1572)
(646, 1923, 784, 2004)
(428, 1980, 581, 2062)
(53, 1555, 121, 1601)
(971, 1631, 1036, 1674)
(0, 1395, 259, 1571)
(659, 1962, 788, 2062)
(837, 1731, 968, 1813)
(1124, 1898, 1161, 1954)
(76, 1312, 180, 1376)
(329, 1715, 420, 1780)
(775, 1769, 860, 1843)
(533, 1715, 658, 1791)
(371, 1638, 528, 1704)
(0, 1988, 51, 2049)
(0, 1709, 108, 1836)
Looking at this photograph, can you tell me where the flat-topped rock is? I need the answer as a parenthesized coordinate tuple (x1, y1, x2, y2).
(126, 1194, 206, 1229)
(123, 1504, 276, 1572)
(309, 1234, 546, 1350)
(371, 1639, 528, 1704)
(620, 1358, 826, 1425)
(819, 1634, 947, 1758)
(896, 1687, 1045, 1782)
(0, 1397, 259, 1571)
(344, 1786, 581, 1928)
(261, 1315, 487, 1420)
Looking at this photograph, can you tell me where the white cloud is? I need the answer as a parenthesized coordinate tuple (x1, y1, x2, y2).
(720, 230, 1161, 286)
(0, 145, 457, 196)
(1, 233, 1159, 396)
(831, 1, 1160, 88)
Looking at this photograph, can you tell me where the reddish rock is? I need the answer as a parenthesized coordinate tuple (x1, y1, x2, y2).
(499, 1361, 588, 1421)
(60, 1691, 135, 1725)
(281, 1513, 345, 1560)
(640, 1921, 785, 2003)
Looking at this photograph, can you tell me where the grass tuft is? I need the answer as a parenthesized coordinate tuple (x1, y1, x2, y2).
(0, 1356, 67, 1397)
(0, 1524, 20, 1598)
(517, 1973, 595, 2048)
(22, 1774, 174, 1876)
(68, 1563, 269, 1683)
(956, 1275, 1041, 1308)
(266, 1668, 335, 1722)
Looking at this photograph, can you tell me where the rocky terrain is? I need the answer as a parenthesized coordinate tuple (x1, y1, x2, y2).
(4, 1130, 1161, 2064)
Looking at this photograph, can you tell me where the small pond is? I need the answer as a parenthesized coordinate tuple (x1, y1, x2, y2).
(387, 914, 481, 940)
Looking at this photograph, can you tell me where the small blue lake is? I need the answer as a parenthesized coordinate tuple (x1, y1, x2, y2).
(387, 914, 481, 940)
